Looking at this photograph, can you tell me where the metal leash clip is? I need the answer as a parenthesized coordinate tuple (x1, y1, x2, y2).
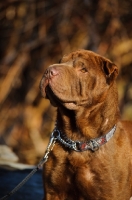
(43, 129, 57, 163)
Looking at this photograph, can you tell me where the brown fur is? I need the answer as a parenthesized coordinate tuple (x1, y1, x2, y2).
(40, 50, 132, 200)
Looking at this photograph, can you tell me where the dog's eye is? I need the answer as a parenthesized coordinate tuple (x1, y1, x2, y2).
(81, 67, 87, 73)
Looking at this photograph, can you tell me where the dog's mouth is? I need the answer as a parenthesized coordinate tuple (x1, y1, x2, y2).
(40, 77, 78, 110)
(45, 85, 78, 110)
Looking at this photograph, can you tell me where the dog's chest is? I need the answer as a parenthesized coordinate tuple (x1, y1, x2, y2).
(44, 146, 132, 200)
(46, 150, 95, 190)
(46, 151, 118, 199)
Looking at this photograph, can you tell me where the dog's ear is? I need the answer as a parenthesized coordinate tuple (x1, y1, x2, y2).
(102, 60, 118, 84)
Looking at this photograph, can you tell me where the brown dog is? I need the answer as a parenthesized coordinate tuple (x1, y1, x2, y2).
(40, 49, 132, 200)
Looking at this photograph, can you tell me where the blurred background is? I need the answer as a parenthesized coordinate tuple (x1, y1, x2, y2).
(0, 0, 132, 166)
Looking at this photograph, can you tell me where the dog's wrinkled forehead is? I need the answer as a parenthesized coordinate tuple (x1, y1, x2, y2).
(60, 50, 105, 66)
(60, 50, 118, 84)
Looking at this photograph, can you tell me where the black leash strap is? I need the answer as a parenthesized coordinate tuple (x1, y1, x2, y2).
(0, 167, 39, 200)
(0, 132, 56, 200)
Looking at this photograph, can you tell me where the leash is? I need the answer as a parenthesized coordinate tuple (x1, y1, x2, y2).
(0, 131, 57, 200)
(0, 124, 116, 199)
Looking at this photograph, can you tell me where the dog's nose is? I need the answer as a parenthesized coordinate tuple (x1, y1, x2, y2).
(44, 67, 58, 79)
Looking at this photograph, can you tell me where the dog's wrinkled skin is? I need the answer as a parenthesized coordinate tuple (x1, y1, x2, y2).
(40, 50, 132, 200)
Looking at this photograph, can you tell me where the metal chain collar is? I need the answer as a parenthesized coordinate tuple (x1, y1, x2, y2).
(52, 125, 116, 152)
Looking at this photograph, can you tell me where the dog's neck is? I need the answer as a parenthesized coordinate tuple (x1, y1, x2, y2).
(56, 83, 120, 141)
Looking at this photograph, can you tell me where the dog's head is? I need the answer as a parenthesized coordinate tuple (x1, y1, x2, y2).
(40, 50, 118, 110)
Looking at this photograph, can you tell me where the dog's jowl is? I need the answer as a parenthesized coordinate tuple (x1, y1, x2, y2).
(40, 49, 132, 200)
